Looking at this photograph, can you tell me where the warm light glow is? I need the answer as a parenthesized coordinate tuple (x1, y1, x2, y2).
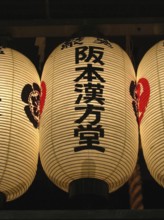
(40, 37, 138, 193)
(0, 47, 40, 201)
(137, 40, 164, 187)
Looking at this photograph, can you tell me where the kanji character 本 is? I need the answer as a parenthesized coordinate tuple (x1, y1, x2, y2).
(75, 104, 104, 125)
(74, 64, 105, 82)
(74, 124, 105, 152)
(75, 46, 104, 65)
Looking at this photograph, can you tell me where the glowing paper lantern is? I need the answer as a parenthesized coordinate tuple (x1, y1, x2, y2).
(137, 40, 164, 187)
(40, 37, 138, 196)
(0, 47, 40, 201)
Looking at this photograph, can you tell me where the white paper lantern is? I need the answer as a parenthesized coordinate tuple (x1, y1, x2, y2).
(137, 40, 164, 187)
(0, 47, 40, 201)
(40, 37, 138, 195)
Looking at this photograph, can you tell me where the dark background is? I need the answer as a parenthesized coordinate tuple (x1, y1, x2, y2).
(0, 0, 164, 210)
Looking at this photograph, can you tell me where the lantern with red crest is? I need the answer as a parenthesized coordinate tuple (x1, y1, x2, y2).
(0, 47, 40, 202)
(137, 40, 164, 187)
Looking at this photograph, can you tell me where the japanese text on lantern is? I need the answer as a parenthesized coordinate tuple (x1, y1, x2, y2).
(74, 43, 106, 153)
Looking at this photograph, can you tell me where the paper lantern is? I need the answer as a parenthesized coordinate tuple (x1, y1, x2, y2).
(137, 40, 164, 187)
(0, 47, 40, 201)
(40, 37, 138, 196)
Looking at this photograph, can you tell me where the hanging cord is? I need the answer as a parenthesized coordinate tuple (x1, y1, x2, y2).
(126, 35, 144, 209)
(128, 151, 144, 210)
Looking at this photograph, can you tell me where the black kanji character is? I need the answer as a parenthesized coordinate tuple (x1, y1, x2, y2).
(75, 104, 104, 125)
(94, 38, 113, 48)
(83, 83, 105, 105)
(75, 84, 83, 104)
(61, 37, 84, 50)
(75, 46, 104, 65)
(74, 124, 105, 152)
(74, 64, 105, 82)
(75, 83, 105, 105)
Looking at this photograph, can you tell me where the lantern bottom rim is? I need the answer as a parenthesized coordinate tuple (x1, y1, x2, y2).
(69, 178, 109, 200)
(0, 192, 6, 209)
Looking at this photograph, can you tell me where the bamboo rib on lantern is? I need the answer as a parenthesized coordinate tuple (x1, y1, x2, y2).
(137, 40, 164, 187)
(0, 47, 40, 201)
(40, 37, 138, 195)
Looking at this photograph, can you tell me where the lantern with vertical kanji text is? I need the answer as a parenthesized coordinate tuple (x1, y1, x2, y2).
(39, 37, 138, 197)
